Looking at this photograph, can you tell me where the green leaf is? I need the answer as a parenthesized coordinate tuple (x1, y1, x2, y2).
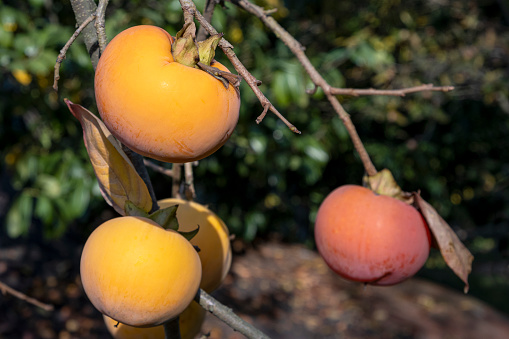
(178, 225, 200, 241)
(67, 179, 90, 218)
(34, 195, 54, 225)
(6, 191, 33, 238)
(124, 201, 150, 218)
(148, 205, 179, 230)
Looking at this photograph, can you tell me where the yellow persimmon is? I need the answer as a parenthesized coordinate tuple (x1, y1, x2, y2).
(80, 216, 201, 327)
(103, 300, 206, 339)
(159, 198, 232, 293)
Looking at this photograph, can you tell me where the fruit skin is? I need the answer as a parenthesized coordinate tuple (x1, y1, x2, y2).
(159, 198, 232, 293)
(94, 25, 240, 163)
(314, 185, 431, 285)
(80, 216, 202, 327)
(103, 300, 206, 339)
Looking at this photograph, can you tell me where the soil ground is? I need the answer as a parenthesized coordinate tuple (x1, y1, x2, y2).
(1, 236, 509, 339)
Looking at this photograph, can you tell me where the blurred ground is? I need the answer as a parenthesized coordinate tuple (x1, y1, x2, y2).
(1, 237, 509, 339)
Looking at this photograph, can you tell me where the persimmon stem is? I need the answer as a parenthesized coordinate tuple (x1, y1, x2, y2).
(172, 164, 183, 199)
(163, 317, 182, 339)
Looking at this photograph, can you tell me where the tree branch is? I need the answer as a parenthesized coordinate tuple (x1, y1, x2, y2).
(197, 289, 271, 339)
(184, 162, 196, 200)
(172, 164, 183, 199)
(230, 0, 376, 175)
(69, 0, 99, 69)
(178, 0, 300, 134)
(0, 281, 54, 312)
(329, 84, 455, 97)
(197, 0, 219, 41)
(53, 13, 96, 91)
(95, 0, 109, 54)
(144, 159, 178, 179)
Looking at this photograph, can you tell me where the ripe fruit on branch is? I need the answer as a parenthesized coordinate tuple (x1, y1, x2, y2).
(103, 300, 206, 339)
(314, 185, 431, 285)
(80, 216, 201, 327)
(94, 25, 240, 163)
(159, 198, 232, 293)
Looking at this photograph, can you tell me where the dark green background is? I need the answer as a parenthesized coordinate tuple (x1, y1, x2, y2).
(1, 0, 508, 314)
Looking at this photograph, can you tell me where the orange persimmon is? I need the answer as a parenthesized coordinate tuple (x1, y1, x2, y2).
(314, 185, 431, 285)
(94, 25, 240, 163)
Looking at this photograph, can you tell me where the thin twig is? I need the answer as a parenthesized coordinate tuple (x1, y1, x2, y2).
(197, 0, 218, 41)
(232, 0, 377, 175)
(178, 0, 301, 134)
(184, 162, 196, 200)
(330, 84, 455, 97)
(143, 159, 179, 179)
(53, 13, 96, 91)
(172, 164, 183, 199)
(95, 0, 109, 54)
(0, 281, 54, 312)
(197, 289, 271, 339)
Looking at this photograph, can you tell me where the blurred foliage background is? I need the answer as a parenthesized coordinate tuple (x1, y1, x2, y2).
(1, 0, 508, 314)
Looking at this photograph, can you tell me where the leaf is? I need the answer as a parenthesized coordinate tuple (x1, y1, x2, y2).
(148, 205, 179, 230)
(363, 169, 414, 204)
(124, 200, 149, 218)
(65, 99, 152, 215)
(414, 193, 474, 293)
(178, 225, 200, 241)
(6, 191, 33, 238)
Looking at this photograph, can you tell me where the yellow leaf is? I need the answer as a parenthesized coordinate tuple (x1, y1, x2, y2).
(65, 99, 152, 215)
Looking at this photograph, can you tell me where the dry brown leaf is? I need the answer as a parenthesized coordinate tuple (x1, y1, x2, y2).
(65, 99, 152, 215)
(414, 193, 474, 293)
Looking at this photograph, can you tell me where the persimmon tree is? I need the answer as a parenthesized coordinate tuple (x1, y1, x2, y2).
(12, 0, 475, 338)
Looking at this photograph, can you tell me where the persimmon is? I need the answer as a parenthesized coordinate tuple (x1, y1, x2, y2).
(314, 185, 431, 285)
(103, 301, 206, 339)
(80, 216, 201, 327)
(94, 25, 240, 163)
(159, 198, 232, 293)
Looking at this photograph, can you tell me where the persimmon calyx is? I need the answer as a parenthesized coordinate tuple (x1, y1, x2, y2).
(197, 33, 223, 66)
(363, 169, 414, 204)
(172, 22, 200, 67)
(172, 24, 241, 91)
(197, 62, 242, 94)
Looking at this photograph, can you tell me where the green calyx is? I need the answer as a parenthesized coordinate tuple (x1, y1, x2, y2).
(197, 33, 223, 66)
(171, 22, 223, 68)
(171, 22, 242, 92)
(363, 169, 414, 204)
(124, 200, 199, 240)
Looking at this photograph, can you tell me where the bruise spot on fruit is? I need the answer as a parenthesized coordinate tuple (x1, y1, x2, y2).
(171, 137, 193, 156)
